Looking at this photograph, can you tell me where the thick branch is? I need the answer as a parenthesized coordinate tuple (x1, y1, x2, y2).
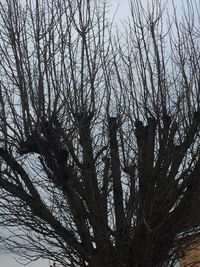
(74, 112, 106, 248)
(108, 117, 125, 235)
(0, 175, 89, 259)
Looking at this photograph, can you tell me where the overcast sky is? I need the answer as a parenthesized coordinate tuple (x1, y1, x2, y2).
(0, 1, 129, 266)
(0, 0, 188, 266)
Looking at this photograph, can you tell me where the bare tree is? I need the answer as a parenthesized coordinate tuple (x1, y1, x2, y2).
(0, 0, 199, 266)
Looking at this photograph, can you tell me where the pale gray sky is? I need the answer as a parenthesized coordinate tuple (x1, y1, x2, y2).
(1, 254, 48, 267)
(0, 0, 189, 266)
(0, 1, 129, 266)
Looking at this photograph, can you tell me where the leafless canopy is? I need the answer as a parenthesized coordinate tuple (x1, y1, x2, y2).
(0, 0, 200, 266)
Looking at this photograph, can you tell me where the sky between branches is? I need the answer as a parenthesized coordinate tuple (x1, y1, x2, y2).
(0, 0, 189, 266)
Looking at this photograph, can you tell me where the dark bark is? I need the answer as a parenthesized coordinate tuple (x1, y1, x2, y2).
(0, 1, 199, 266)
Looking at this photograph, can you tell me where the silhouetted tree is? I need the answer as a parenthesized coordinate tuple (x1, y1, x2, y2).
(0, 0, 199, 266)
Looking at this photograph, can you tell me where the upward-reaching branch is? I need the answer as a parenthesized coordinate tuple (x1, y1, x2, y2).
(0, 1, 199, 267)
